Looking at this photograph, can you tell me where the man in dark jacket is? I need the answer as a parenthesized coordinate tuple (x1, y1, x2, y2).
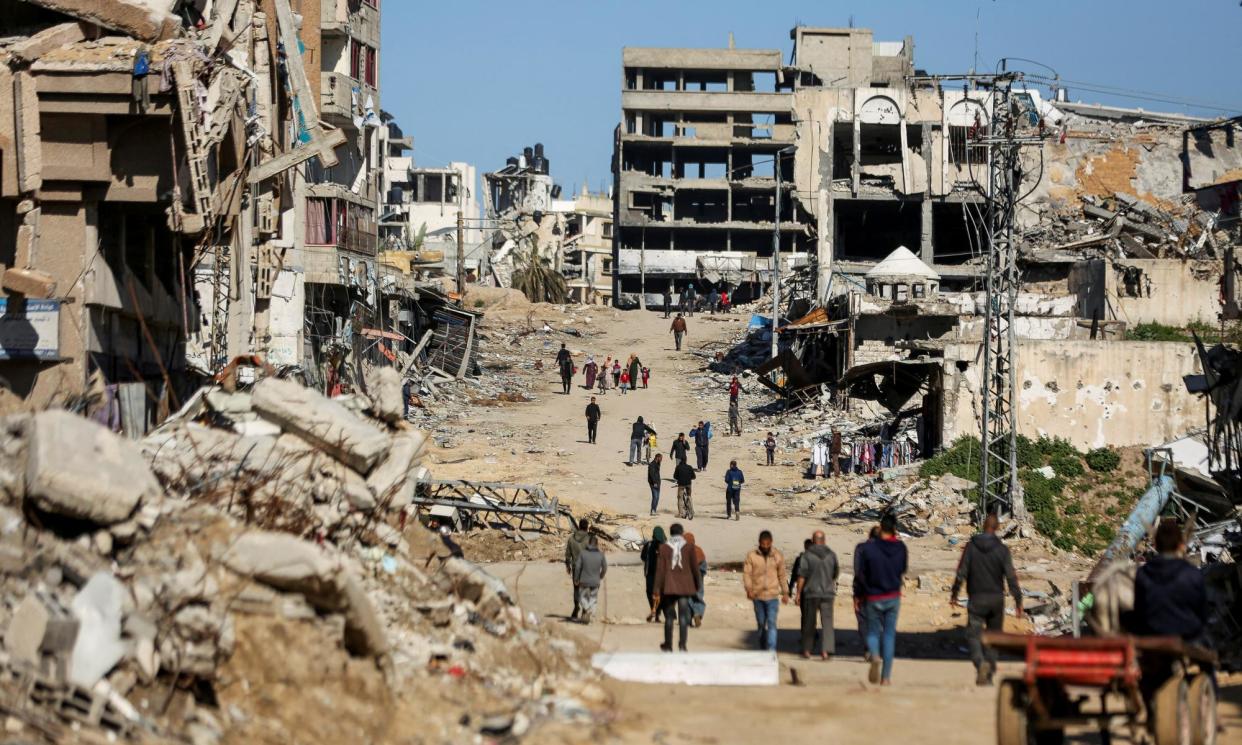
(628, 416, 656, 466)
(647, 454, 663, 516)
(556, 344, 573, 395)
(585, 396, 601, 444)
(692, 421, 710, 471)
(796, 530, 840, 659)
(654, 523, 702, 652)
(950, 513, 1023, 685)
(1133, 518, 1208, 641)
(673, 459, 696, 520)
(723, 460, 745, 520)
(564, 518, 591, 620)
(662, 288, 672, 319)
(856, 514, 908, 685)
(670, 433, 690, 464)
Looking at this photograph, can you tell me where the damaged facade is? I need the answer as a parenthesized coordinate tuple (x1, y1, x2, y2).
(0, 0, 486, 421)
(482, 145, 614, 303)
(649, 27, 1242, 452)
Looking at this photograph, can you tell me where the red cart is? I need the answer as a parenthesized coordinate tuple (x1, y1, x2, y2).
(984, 632, 1217, 745)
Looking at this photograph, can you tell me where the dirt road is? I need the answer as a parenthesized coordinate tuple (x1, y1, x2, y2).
(428, 304, 1242, 744)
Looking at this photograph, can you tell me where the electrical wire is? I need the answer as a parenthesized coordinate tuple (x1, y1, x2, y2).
(1025, 74, 1242, 115)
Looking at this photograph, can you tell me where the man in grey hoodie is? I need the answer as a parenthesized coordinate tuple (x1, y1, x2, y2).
(795, 530, 840, 659)
(950, 513, 1023, 685)
(574, 535, 607, 624)
(564, 518, 591, 620)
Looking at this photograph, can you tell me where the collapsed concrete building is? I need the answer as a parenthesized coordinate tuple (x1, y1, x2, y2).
(481, 145, 615, 303)
(0, 0, 487, 426)
(642, 27, 1242, 452)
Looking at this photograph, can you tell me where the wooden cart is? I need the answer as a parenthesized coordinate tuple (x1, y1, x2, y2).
(984, 632, 1218, 745)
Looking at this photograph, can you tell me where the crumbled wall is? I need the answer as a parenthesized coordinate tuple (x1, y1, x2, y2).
(942, 340, 1203, 450)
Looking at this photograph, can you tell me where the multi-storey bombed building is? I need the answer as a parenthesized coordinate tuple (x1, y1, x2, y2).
(614, 27, 1241, 312)
(0, 0, 441, 424)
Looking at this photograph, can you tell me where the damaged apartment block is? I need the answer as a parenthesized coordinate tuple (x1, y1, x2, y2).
(0, 0, 476, 430)
(629, 27, 1242, 455)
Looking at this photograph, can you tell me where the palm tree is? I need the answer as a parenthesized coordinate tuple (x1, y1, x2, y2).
(511, 236, 567, 304)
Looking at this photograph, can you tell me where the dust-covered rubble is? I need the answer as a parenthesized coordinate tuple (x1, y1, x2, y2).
(0, 378, 609, 744)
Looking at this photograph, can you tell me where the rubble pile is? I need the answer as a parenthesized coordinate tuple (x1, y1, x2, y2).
(1030, 193, 1231, 261)
(0, 379, 607, 744)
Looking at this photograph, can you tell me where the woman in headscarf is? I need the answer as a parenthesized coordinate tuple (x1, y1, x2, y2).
(583, 355, 598, 390)
(684, 532, 708, 627)
(641, 526, 666, 622)
(628, 355, 641, 392)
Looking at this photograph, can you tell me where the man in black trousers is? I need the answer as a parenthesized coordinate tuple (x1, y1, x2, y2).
(585, 396, 601, 444)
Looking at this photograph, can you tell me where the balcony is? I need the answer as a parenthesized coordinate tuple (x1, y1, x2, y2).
(321, 0, 380, 47)
(321, 71, 378, 130)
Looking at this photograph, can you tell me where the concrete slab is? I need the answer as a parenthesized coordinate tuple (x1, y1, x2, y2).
(251, 378, 391, 474)
(591, 650, 780, 686)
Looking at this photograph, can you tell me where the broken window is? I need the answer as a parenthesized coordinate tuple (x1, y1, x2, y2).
(895, 284, 909, 302)
(933, 201, 988, 265)
(602, 222, 613, 239)
(948, 125, 987, 164)
(912, 283, 926, 299)
(675, 190, 729, 223)
(835, 200, 921, 261)
(422, 174, 444, 203)
(306, 197, 336, 245)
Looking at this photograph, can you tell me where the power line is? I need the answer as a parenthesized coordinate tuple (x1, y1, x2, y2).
(1026, 74, 1242, 115)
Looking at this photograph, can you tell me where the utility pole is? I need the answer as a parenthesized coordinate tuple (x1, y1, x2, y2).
(771, 146, 795, 365)
(456, 210, 465, 300)
(978, 69, 1044, 522)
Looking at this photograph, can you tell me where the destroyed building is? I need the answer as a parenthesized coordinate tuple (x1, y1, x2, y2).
(0, 0, 491, 424)
(629, 27, 1241, 453)
(376, 111, 481, 280)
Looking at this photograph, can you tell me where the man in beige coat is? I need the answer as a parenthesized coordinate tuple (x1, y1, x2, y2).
(743, 530, 789, 651)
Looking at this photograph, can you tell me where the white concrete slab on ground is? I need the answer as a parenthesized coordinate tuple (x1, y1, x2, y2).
(592, 650, 779, 686)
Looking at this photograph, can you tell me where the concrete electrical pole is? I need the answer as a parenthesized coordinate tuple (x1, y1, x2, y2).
(456, 210, 465, 300)
(771, 146, 795, 365)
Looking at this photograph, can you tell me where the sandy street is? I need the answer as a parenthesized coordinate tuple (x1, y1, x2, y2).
(427, 304, 1242, 744)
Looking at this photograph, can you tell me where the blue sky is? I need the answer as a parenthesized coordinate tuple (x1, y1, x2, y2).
(381, 1, 1241, 192)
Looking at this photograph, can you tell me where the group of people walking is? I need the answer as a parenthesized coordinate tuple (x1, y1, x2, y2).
(575, 349, 650, 396)
(661, 285, 732, 318)
(563, 510, 1036, 689)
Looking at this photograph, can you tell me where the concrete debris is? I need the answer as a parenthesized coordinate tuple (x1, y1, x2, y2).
(25, 410, 160, 525)
(367, 366, 405, 424)
(0, 365, 601, 741)
(67, 572, 127, 688)
(252, 378, 392, 474)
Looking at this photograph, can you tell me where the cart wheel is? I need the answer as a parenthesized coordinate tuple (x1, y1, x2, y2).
(998, 680, 1029, 745)
(1152, 674, 1191, 745)
(1188, 674, 1217, 745)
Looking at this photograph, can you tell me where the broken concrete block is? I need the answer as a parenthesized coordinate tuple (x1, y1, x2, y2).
(26, 410, 160, 525)
(251, 378, 391, 474)
(204, 388, 253, 416)
(366, 367, 404, 424)
(8, 22, 89, 64)
(19, 0, 182, 42)
(222, 530, 342, 603)
(439, 557, 513, 619)
(365, 429, 428, 507)
(5, 594, 51, 665)
(68, 572, 128, 687)
(1, 267, 56, 298)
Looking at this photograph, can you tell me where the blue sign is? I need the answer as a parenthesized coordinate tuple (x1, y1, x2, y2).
(0, 298, 60, 360)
